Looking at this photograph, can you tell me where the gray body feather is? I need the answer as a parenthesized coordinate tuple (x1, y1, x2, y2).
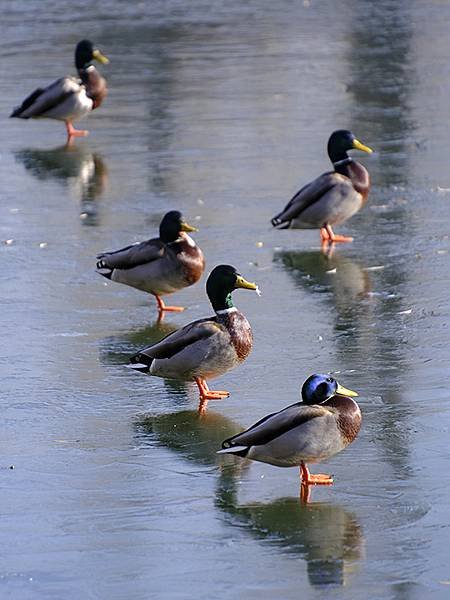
(136, 311, 252, 381)
(273, 172, 362, 229)
(219, 398, 361, 467)
(12, 76, 93, 122)
(97, 234, 203, 297)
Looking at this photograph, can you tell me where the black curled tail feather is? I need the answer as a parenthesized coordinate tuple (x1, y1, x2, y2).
(129, 352, 154, 373)
(96, 257, 113, 278)
(96, 257, 110, 269)
(10, 88, 45, 118)
(130, 352, 145, 364)
(221, 438, 250, 457)
(271, 215, 290, 229)
(10, 107, 26, 118)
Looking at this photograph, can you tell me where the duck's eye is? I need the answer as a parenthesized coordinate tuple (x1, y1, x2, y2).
(326, 377, 333, 383)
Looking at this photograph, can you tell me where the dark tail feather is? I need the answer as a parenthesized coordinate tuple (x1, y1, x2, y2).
(10, 108, 24, 118)
(217, 444, 249, 457)
(271, 215, 290, 229)
(96, 269, 112, 280)
(221, 435, 250, 457)
(129, 352, 153, 373)
(10, 88, 45, 118)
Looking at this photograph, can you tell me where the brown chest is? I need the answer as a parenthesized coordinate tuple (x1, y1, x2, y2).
(346, 161, 371, 203)
(174, 238, 205, 285)
(83, 68, 108, 109)
(327, 396, 362, 446)
(219, 311, 253, 361)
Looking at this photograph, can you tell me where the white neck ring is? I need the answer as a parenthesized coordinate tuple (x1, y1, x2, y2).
(216, 307, 238, 315)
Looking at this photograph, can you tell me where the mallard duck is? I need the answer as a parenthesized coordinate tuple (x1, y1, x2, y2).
(130, 264, 259, 412)
(271, 130, 373, 244)
(218, 374, 361, 489)
(10, 40, 109, 141)
(97, 211, 205, 316)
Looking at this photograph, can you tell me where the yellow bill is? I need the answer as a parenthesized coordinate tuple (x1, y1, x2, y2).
(180, 221, 198, 233)
(92, 49, 110, 65)
(235, 275, 258, 291)
(336, 383, 358, 397)
(352, 139, 373, 154)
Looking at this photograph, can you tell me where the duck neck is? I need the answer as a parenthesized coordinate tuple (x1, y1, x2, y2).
(331, 153, 353, 176)
(159, 227, 179, 244)
(77, 62, 91, 75)
(210, 292, 235, 313)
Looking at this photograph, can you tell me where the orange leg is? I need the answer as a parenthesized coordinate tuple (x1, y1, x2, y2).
(320, 226, 331, 243)
(65, 121, 89, 139)
(323, 224, 353, 244)
(320, 227, 333, 253)
(155, 295, 185, 314)
(195, 377, 230, 413)
(300, 462, 333, 485)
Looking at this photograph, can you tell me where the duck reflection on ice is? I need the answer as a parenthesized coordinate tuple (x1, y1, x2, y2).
(14, 144, 108, 225)
(276, 248, 371, 307)
(216, 465, 364, 587)
(99, 320, 177, 366)
(137, 410, 244, 467)
(274, 248, 374, 334)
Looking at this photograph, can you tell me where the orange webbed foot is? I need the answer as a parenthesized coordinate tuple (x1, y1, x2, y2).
(322, 224, 353, 244)
(328, 234, 353, 243)
(300, 463, 334, 486)
(68, 129, 89, 138)
(305, 473, 334, 485)
(66, 122, 89, 139)
(201, 390, 230, 400)
(195, 378, 229, 400)
(195, 378, 230, 413)
(155, 295, 185, 314)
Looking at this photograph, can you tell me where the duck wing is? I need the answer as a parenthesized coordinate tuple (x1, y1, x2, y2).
(97, 239, 165, 270)
(132, 318, 224, 362)
(271, 172, 344, 227)
(10, 77, 82, 119)
(222, 402, 330, 448)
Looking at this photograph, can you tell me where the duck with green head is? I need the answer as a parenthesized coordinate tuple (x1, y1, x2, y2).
(218, 374, 361, 493)
(97, 211, 205, 317)
(11, 40, 109, 141)
(271, 130, 373, 245)
(130, 264, 259, 412)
